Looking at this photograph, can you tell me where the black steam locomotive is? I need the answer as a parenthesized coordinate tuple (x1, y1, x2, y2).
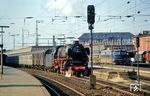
(52, 41, 90, 77)
(6, 41, 90, 77)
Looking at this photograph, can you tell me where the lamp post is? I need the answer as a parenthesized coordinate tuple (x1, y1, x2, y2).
(10, 34, 19, 50)
(22, 17, 33, 48)
(0, 26, 9, 75)
(36, 20, 43, 46)
(22, 29, 30, 47)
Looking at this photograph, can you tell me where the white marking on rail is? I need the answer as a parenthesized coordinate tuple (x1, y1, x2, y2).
(141, 81, 150, 86)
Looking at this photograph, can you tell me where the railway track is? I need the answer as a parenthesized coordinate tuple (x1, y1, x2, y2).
(73, 77, 139, 96)
(93, 65, 150, 95)
(76, 76, 150, 96)
(96, 79, 150, 96)
(20, 68, 144, 96)
(37, 77, 62, 96)
(33, 73, 85, 96)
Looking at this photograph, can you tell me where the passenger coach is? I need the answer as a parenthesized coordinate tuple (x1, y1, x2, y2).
(6, 46, 53, 68)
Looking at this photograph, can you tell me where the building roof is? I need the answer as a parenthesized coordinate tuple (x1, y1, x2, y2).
(78, 32, 133, 41)
(139, 30, 150, 37)
(5, 46, 52, 55)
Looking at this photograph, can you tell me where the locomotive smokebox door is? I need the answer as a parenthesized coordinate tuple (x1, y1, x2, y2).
(89, 75, 96, 89)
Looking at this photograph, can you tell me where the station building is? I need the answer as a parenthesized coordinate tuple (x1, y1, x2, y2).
(78, 32, 134, 56)
(133, 31, 150, 53)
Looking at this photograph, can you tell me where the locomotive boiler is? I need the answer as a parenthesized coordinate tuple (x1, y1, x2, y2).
(52, 41, 90, 77)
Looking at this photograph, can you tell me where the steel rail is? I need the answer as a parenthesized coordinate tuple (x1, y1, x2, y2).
(33, 73, 85, 96)
(72, 77, 138, 96)
(42, 81, 61, 96)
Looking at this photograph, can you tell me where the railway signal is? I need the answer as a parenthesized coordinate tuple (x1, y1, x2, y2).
(87, 5, 95, 24)
(136, 36, 140, 48)
(87, 5, 96, 89)
(10, 34, 19, 50)
(136, 35, 140, 85)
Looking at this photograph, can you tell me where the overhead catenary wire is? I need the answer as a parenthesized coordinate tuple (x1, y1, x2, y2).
(56, 0, 70, 16)
(2, 0, 150, 49)
(139, 0, 150, 4)
(37, 0, 56, 17)
(94, 0, 150, 32)
(95, 0, 106, 7)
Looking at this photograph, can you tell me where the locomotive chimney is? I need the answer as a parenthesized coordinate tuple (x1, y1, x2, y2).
(73, 41, 79, 44)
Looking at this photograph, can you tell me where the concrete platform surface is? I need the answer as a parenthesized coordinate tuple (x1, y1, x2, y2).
(94, 64, 150, 77)
(94, 64, 150, 73)
(0, 66, 50, 96)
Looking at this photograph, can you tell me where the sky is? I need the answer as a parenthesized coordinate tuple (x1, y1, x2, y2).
(0, 0, 150, 50)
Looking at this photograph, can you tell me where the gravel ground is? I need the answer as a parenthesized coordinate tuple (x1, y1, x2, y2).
(20, 68, 138, 96)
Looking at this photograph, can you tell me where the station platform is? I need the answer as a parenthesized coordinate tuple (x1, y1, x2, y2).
(92, 64, 147, 83)
(0, 66, 50, 96)
(94, 64, 150, 77)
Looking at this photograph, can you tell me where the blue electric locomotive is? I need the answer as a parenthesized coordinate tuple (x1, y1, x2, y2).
(99, 49, 130, 65)
(113, 50, 130, 65)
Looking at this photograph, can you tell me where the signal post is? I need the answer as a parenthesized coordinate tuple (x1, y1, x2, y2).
(87, 5, 96, 89)
(0, 26, 9, 76)
(136, 35, 140, 84)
